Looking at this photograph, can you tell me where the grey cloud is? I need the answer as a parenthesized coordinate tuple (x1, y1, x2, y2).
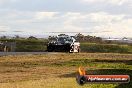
(0, 0, 131, 15)
(0, 0, 131, 37)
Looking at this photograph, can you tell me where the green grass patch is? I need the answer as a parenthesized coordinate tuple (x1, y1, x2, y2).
(81, 43, 132, 53)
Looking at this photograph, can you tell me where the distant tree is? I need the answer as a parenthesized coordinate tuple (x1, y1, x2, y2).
(75, 33, 102, 43)
(122, 37, 127, 40)
(95, 37, 102, 42)
(75, 33, 85, 42)
(14, 35, 20, 39)
(1, 36, 7, 39)
(28, 36, 38, 40)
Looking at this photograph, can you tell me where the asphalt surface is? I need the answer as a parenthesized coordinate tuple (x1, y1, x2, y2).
(0, 52, 53, 56)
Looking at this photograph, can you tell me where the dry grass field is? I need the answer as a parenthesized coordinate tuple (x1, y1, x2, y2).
(0, 53, 131, 88)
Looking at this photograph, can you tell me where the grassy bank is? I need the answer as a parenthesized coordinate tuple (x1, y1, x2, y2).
(16, 41, 132, 53)
(0, 53, 131, 88)
(15, 39, 48, 52)
(1, 39, 132, 53)
(81, 43, 132, 53)
(0, 39, 48, 52)
(16, 42, 132, 53)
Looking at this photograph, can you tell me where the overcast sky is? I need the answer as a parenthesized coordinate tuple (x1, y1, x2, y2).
(0, 0, 132, 38)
